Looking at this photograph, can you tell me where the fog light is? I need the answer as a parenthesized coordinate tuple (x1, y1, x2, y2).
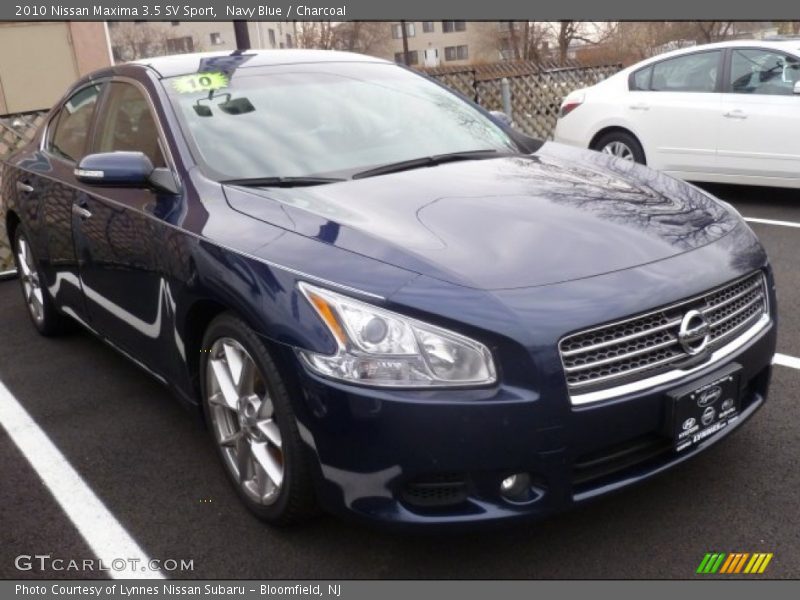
(501, 475, 518, 492)
(500, 472, 531, 501)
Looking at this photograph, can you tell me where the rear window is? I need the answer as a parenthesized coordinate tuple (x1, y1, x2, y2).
(650, 51, 721, 93)
(630, 66, 653, 91)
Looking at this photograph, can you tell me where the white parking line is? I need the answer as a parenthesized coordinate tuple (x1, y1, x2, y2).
(744, 217, 800, 229)
(0, 378, 164, 579)
(774, 353, 800, 370)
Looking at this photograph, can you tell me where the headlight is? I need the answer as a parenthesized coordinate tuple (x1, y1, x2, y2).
(297, 282, 496, 387)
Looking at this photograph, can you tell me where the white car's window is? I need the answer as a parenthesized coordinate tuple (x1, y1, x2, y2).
(631, 66, 653, 91)
(651, 51, 721, 93)
(730, 49, 800, 96)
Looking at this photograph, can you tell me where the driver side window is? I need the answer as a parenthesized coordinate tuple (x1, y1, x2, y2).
(48, 84, 102, 162)
(729, 49, 800, 96)
(94, 82, 167, 168)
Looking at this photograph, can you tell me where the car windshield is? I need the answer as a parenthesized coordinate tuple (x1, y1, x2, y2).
(163, 61, 518, 181)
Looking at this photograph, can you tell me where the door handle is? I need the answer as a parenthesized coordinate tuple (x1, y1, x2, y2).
(71, 204, 93, 220)
(16, 181, 34, 194)
(723, 110, 748, 119)
(629, 103, 650, 111)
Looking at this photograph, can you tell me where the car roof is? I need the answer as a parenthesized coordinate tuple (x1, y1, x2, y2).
(128, 49, 391, 78)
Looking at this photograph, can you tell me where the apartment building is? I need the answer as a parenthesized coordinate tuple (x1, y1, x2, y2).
(107, 21, 297, 62)
(386, 21, 501, 67)
(0, 22, 112, 113)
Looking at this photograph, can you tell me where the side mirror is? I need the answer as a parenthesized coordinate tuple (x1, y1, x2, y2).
(75, 151, 179, 194)
(75, 151, 153, 186)
(489, 110, 513, 127)
(794, 81, 800, 95)
(489, 110, 514, 127)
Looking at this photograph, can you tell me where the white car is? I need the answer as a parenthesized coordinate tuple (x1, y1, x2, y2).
(554, 40, 800, 189)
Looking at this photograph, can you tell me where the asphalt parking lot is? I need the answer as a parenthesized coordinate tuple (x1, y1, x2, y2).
(1, 183, 799, 580)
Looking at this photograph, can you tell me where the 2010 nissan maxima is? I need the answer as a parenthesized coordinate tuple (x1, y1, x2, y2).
(1, 50, 776, 528)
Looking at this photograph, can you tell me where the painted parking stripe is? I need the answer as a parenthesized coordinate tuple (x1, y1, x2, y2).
(0, 378, 164, 579)
(773, 353, 800, 370)
(744, 217, 800, 229)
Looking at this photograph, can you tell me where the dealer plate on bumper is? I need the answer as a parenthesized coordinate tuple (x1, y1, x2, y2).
(670, 364, 741, 453)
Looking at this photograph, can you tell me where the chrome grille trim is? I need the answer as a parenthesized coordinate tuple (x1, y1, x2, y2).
(708, 295, 762, 328)
(569, 315, 769, 406)
(700, 279, 762, 315)
(560, 271, 769, 403)
(560, 318, 682, 357)
(564, 337, 679, 373)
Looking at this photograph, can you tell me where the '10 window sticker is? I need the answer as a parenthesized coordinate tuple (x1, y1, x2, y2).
(172, 72, 230, 94)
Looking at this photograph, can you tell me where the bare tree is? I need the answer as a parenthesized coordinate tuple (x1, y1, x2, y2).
(330, 22, 393, 56)
(694, 21, 737, 43)
(109, 22, 203, 62)
(293, 21, 337, 49)
(550, 21, 618, 65)
(498, 21, 548, 62)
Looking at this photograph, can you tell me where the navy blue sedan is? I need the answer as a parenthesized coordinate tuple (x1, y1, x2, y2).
(1, 50, 776, 528)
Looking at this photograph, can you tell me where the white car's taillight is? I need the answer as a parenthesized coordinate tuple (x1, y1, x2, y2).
(559, 93, 585, 118)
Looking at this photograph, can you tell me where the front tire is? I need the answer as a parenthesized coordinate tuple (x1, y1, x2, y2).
(12, 229, 70, 336)
(592, 131, 646, 165)
(200, 312, 317, 525)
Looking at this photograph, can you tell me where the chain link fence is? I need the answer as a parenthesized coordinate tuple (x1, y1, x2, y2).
(0, 61, 621, 274)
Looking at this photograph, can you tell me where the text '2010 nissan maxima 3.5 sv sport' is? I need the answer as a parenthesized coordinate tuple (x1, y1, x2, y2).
(1, 50, 776, 529)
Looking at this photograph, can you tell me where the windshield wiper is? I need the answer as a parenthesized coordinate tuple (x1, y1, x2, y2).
(221, 176, 345, 187)
(352, 149, 512, 180)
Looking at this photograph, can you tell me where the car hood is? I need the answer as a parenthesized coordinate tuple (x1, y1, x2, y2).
(223, 143, 740, 291)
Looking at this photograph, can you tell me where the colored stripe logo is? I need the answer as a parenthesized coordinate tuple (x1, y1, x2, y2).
(697, 552, 773, 574)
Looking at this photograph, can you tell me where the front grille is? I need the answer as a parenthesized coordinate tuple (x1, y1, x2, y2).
(401, 474, 470, 509)
(559, 271, 768, 394)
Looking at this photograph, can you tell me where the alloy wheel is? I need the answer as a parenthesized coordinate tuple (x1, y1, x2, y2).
(16, 236, 45, 325)
(206, 337, 285, 505)
(601, 141, 635, 161)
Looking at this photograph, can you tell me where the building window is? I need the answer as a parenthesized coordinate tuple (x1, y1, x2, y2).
(445, 45, 469, 61)
(422, 21, 435, 33)
(209, 32, 222, 45)
(166, 36, 194, 54)
(442, 21, 466, 33)
(286, 33, 293, 48)
(268, 29, 276, 47)
(394, 50, 419, 65)
(392, 23, 416, 39)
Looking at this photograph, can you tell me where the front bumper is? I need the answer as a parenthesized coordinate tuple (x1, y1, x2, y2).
(286, 313, 776, 530)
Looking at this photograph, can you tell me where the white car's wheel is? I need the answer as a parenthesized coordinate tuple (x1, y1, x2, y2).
(593, 131, 646, 165)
